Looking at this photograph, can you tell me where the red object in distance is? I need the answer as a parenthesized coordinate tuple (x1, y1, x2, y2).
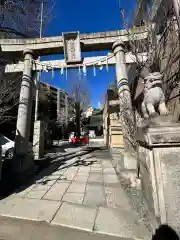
(71, 136, 89, 144)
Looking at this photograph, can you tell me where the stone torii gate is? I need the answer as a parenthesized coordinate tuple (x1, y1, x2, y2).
(0, 27, 147, 179)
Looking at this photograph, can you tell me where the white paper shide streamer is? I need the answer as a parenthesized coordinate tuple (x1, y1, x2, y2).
(33, 52, 114, 81)
(60, 66, 64, 76)
(98, 60, 103, 70)
(93, 64, 96, 76)
(52, 68, 54, 79)
(83, 64, 87, 76)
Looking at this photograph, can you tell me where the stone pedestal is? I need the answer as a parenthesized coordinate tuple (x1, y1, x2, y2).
(33, 120, 45, 160)
(136, 116, 180, 233)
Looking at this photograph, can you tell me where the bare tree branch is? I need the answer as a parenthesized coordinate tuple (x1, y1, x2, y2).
(0, 0, 56, 37)
(0, 70, 20, 124)
(0, 1, 56, 127)
(68, 72, 90, 134)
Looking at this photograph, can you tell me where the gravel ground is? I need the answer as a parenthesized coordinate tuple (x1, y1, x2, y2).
(119, 175, 158, 233)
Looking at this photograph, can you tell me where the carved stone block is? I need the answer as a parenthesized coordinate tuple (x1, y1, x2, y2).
(63, 32, 81, 64)
(136, 117, 180, 234)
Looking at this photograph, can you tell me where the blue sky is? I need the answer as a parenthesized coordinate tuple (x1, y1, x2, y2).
(41, 0, 137, 108)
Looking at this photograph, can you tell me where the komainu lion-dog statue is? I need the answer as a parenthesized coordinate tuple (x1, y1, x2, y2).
(141, 72, 168, 119)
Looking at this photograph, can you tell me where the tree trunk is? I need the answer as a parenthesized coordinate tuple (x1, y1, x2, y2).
(75, 102, 81, 135)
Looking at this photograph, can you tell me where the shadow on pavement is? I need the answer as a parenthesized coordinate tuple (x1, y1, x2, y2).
(0, 145, 107, 199)
(45, 142, 80, 154)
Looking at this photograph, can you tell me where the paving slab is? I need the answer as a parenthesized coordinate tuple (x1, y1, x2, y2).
(14, 184, 35, 197)
(88, 173, 103, 183)
(90, 169, 102, 173)
(76, 171, 90, 176)
(35, 165, 57, 179)
(52, 202, 97, 231)
(36, 178, 57, 186)
(105, 184, 132, 210)
(73, 175, 89, 182)
(51, 168, 67, 176)
(91, 164, 101, 168)
(0, 197, 61, 222)
(94, 207, 151, 239)
(0, 216, 122, 240)
(43, 182, 70, 201)
(0, 147, 153, 239)
(44, 175, 61, 181)
(25, 189, 49, 199)
(103, 168, 116, 174)
(59, 167, 78, 181)
(103, 174, 119, 184)
(62, 192, 84, 204)
(31, 184, 52, 191)
(90, 168, 102, 172)
(101, 161, 113, 167)
(83, 183, 106, 207)
(78, 166, 91, 173)
(0, 216, 35, 240)
(67, 182, 86, 194)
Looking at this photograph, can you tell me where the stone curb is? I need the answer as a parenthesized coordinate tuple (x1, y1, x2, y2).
(0, 214, 149, 240)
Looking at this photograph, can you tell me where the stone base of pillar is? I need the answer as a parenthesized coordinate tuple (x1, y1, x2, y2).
(136, 115, 180, 234)
(110, 148, 137, 170)
(11, 153, 35, 184)
(123, 152, 137, 170)
(33, 120, 45, 160)
(110, 148, 140, 188)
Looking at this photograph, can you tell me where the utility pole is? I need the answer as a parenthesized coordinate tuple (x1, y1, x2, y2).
(40, 0, 44, 39)
(34, 0, 44, 121)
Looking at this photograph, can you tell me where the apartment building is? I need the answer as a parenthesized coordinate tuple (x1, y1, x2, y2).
(40, 82, 75, 126)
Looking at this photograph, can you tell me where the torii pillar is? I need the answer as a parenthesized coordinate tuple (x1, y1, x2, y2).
(12, 49, 36, 179)
(112, 41, 137, 168)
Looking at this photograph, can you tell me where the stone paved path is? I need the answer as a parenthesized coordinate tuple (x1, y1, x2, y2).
(0, 148, 151, 239)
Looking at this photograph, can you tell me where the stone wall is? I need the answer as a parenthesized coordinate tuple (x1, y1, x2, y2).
(137, 120, 180, 233)
(103, 89, 124, 150)
(132, 4, 180, 121)
(138, 144, 159, 218)
(109, 112, 124, 149)
(159, 18, 180, 120)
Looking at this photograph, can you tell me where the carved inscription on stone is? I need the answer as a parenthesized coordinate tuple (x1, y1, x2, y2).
(67, 39, 76, 61)
(151, 134, 180, 144)
(63, 32, 81, 63)
(159, 149, 180, 228)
